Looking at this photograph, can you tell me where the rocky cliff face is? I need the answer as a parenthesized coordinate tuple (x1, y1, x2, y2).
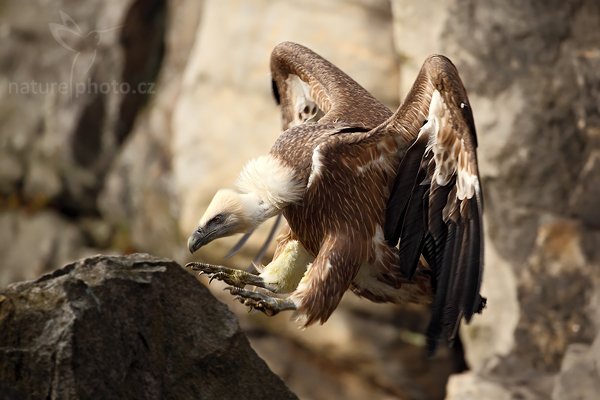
(391, 1, 600, 398)
(0, 0, 171, 284)
(1, 0, 599, 399)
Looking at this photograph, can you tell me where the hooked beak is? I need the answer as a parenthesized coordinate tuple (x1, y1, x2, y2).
(187, 213, 244, 254)
(187, 229, 212, 254)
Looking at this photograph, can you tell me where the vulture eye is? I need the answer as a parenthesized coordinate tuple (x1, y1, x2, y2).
(211, 214, 225, 224)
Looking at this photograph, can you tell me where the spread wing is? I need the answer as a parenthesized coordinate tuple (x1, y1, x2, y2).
(382, 55, 485, 355)
(270, 41, 392, 130)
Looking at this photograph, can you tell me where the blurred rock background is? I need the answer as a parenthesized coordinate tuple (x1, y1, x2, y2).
(1, 0, 599, 399)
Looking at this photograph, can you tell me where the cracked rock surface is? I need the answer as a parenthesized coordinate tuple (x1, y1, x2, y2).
(0, 254, 297, 400)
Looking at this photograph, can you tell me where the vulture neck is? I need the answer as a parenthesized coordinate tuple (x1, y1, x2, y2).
(239, 192, 280, 227)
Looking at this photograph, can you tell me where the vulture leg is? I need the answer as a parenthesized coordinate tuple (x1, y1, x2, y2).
(186, 263, 278, 292)
(186, 239, 313, 294)
(225, 287, 297, 316)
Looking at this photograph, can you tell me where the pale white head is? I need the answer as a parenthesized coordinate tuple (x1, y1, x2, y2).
(188, 155, 304, 253)
(187, 189, 276, 253)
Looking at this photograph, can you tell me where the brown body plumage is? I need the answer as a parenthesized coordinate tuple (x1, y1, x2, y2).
(269, 123, 430, 325)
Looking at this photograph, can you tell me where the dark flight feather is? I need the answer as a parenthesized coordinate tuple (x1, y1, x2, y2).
(396, 170, 428, 279)
(426, 221, 457, 355)
(271, 79, 281, 105)
(384, 132, 430, 246)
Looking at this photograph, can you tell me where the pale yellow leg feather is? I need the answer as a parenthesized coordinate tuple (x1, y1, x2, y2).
(259, 240, 313, 293)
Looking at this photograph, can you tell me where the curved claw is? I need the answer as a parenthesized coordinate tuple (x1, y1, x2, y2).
(185, 262, 203, 271)
(223, 286, 296, 317)
(185, 263, 270, 290)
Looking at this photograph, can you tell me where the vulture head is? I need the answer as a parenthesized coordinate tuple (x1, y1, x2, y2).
(187, 189, 272, 253)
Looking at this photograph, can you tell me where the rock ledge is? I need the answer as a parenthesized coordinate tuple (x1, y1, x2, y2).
(0, 254, 297, 400)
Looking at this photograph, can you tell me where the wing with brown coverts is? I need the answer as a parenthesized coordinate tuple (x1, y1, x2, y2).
(382, 55, 485, 355)
(231, 42, 394, 262)
(270, 41, 393, 130)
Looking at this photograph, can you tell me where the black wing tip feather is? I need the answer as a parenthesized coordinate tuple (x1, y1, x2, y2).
(425, 194, 486, 356)
(466, 294, 487, 322)
(384, 132, 430, 247)
(425, 222, 457, 356)
(271, 79, 281, 105)
(460, 198, 484, 321)
(397, 183, 427, 279)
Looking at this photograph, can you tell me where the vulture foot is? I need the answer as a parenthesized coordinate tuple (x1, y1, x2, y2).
(225, 287, 297, 316)
(185, 262, 277, 291)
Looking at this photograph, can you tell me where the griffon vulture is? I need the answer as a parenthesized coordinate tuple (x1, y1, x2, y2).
(186, 42, 485, 353)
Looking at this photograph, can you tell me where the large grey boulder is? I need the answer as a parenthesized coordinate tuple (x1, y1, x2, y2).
(0, 254, 297, 399)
